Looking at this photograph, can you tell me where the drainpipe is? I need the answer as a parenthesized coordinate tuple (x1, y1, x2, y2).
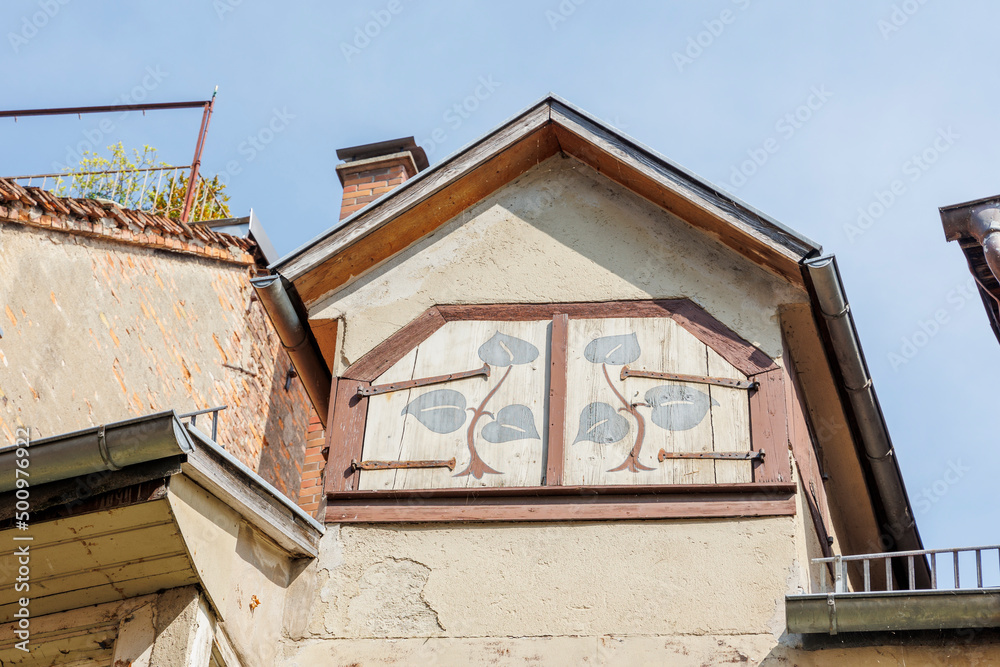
(803, 256, 926, 569)
(251, 274, 331, 426)
(0, 411, 190, 492)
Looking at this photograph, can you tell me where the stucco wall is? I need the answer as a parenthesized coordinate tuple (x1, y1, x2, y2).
(311, 156, 808, 374)
(0, 221, 311, 497)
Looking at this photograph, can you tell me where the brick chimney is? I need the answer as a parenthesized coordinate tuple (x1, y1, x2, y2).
(336, 137, 429, 220)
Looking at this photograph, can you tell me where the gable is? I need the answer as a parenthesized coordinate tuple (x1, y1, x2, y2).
(312, 157, 807, 374)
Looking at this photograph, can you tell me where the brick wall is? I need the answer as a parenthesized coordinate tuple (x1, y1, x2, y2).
(0, 199, 314, 508)
(338, 154, 418, 220)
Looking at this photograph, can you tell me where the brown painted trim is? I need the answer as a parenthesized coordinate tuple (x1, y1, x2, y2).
(748, 368, 791, 483)
(325, 493, 797, 523)
(324, 377, 369, 493)
(546, 313, 569, 485)
(327, 481, 796, 500)
(343, 306, 446, 381)
(434, 299, 776, 375)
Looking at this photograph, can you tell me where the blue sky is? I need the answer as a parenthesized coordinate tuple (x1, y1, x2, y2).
(2, 1, 997, 553)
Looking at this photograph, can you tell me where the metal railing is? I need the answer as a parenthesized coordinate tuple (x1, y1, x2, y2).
(178, 405, 227, 442)
(815, 545, 1000, 594)
(7, 165, 227, 222)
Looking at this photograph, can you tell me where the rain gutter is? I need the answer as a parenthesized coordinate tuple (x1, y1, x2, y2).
(802, 256, 927, 580)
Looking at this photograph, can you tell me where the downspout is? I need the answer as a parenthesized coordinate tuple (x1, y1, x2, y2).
(0, 411, 191, 492)
(250, 274, 331, 426)
(803, 256, 927, 570)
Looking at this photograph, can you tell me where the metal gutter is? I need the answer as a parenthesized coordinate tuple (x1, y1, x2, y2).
(802, 256, 927, 572)
(0, 411, 190, 492)
(786, 589, 1000, 634)
(250, 274, 332, 426)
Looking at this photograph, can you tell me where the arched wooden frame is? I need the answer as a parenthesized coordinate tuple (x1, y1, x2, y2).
(323, 300, 795, 523)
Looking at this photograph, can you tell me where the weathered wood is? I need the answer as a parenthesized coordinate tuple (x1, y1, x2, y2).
(324, 377, 370, 493)
(343, 306, 446, 381)
(564, 317, 720, 485)
(326, 481, 797, 499)
(783, 348, 833, 557)
(359, 320, 548, 490)
(326, 493, 797, 523)
(707, 348, 752, 484)
(290, 111, 558, 305)
(181, 434, 322, 558)
(309, 317, 339, 372)
(436, 299, 777, 376)
(748, 368, 791, 483)
(546, 314, 569, 485)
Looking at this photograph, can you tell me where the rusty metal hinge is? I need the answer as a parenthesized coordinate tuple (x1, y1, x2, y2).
(351, 458, 457, 471)
(621, 366, 757, 390)
(357, 364, 490, 397)
(657, 448, 764, 462)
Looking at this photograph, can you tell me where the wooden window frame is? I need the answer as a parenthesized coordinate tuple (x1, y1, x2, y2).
(324, 299, 794, 523)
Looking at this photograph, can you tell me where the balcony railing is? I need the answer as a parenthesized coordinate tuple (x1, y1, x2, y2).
(178, 405, 227, 442)
(815, 544, 1000, 594)
(7, 165, 228, 223)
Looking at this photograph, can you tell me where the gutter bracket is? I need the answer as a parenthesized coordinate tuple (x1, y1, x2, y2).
(826, 593, 838, 635)
(96, 424, 121, 471)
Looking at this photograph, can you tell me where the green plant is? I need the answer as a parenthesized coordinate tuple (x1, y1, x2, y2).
(59, 142, 231, 221)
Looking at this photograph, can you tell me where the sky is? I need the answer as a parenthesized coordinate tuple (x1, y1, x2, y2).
(1, 1, 997, 554)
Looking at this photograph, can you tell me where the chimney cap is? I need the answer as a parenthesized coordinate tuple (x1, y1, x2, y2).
(336, 136, 429, 171)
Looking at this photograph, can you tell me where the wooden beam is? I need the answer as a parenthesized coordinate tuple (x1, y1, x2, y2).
(343, 307, 446, 381)
(545, 314, 569, 485)
(748, 368, 791, 483)
(309, 317, 339, 372)
(327, 481, 797, 500)
(326, 493, 796, 523)
(324, 377, 370, 492)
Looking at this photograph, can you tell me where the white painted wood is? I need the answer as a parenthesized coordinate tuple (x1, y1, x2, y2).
(188, 596, 216, 667)
(564, 317, 750, 485)
(360, 320, 548, 490)
(111, 601, 156, 667)
(707, 348, 752, 483)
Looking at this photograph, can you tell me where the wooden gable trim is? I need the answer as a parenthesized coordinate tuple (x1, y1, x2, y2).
(548, 103, 811, 287)
(344, 299, 777, 382)
(288, 106, 558, 306)
(279, 97, 819, 310)
(326, 489, 796, 523)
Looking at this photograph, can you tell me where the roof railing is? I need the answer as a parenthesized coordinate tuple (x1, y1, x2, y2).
(4, 166, 228, 223)
(178, 405, 227, 442)
(815, 545, 1000, 594)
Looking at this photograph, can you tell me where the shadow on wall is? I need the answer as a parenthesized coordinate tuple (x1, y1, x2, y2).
(255, 348, 311, 501)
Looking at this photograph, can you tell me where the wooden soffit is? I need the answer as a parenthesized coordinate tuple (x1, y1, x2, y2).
(274, 96, 821, 309)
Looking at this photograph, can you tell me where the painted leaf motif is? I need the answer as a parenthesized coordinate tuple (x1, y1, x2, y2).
(644, 385, 719, 431)
(583, 332, 640, 366)
(401, 389, 468, 434)
(478, 331, 539, 366)
(572, 402, 630, 444)
(480, 404, 540, 443)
